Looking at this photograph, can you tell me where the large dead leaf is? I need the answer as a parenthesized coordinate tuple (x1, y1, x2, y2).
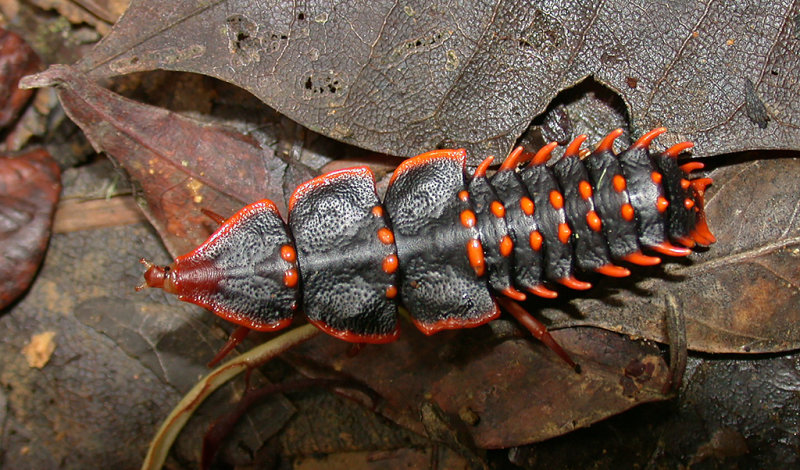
(73, 0, 800, 162)
(286, 323, 672, 449)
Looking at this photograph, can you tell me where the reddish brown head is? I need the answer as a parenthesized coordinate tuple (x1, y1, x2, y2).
(136, 258, 178, 294)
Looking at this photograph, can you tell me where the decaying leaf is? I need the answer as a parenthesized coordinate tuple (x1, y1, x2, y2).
(27, 0, 128, 35)
(0, 148, 61, 310)
(0, 27, 41, 129)
(286, 325, 671, 448)
(73, 1, 800, 162)
(22, 64, 314, 255)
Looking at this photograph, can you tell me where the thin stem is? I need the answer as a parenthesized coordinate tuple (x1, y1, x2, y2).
(141, 324, 320, 470)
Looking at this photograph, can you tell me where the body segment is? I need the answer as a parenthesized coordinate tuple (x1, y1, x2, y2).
(288, 167, 400, 342)
(383, 149, 499, 333)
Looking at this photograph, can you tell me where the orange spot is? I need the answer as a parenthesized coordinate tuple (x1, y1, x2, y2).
(529, 231, 543, 251)
(385, 285, 398, 299)
(371, 205, 384, 217)
(520, 197, 534, 215)
(466, 238, 485, 277)
(680, 162, 704, 173)
(499, 235, 513, 257)
(458, 190, 470, 202)
(595, 264, 630, 277)
(681, 178, 691, 190)
(656, 196, 669, 213)
(280, 245, 297, 263)
(382, 254, 398, 274)
(651, 171, 663, 184)
(586, 210, 602, 232)
(613, 174, 627, 192)
(621, 203, 635, 221)
(460, 209, 477, 228)
(650, 241, 692, 257)
(500, 286, 526, 301)
(579, 180, 593, 200)
(491, 201, 506, 218)
(528, 284, 558, 299)
(549, 190, 564, 209)
(558, 276, 591, 290)
(283, 268, 299, 288)
(558, 223, 571, 243)
(377, 227, 395, 244)
(622, 251, 661, 266)
(684, 198, 695, 209)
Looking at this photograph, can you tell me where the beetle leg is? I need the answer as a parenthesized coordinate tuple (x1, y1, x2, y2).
(200, 208, 227, 225)
(496, 297, 579, 373)
(207, 325, 252, 367)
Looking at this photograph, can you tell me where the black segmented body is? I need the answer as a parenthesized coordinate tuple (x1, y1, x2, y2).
(141, 129, 713, 345)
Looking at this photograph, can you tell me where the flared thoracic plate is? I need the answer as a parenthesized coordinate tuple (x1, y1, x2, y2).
(289, 167, 400, 343)
(169, 200, 299, 331)
(383, 149, 498, 334)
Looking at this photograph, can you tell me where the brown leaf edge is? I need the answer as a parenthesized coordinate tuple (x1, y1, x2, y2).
(21, 64, 315, 256)
(0, 148, 61, 310)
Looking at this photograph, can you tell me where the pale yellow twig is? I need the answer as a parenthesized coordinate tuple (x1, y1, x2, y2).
(141, 324, 320, 470)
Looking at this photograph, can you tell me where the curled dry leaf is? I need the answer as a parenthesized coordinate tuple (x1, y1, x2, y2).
(0, 27, 41, 129)
(0, 148, 61, 310)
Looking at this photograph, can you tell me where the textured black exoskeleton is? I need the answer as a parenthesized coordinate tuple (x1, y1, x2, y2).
(140, 128, 714, 360)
